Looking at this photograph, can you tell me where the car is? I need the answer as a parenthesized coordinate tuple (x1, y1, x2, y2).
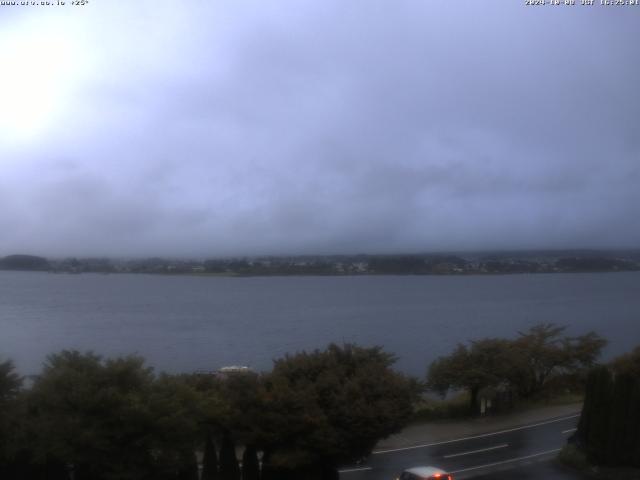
(395, 466, 454, 480)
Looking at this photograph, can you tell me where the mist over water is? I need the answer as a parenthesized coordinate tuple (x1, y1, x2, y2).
(2, 271, 638, 377)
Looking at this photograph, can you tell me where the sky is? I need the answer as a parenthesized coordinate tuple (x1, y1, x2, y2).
(0, 0, 639, 258)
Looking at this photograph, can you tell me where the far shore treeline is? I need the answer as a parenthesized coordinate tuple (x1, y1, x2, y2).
(1, 250, 640, 276)
(2, 324, 638, 479)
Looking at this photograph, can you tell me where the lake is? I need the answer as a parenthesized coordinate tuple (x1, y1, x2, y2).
(0, 271, 638, 376)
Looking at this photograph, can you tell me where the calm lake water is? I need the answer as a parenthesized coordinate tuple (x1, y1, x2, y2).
(0, 271, 638, 376)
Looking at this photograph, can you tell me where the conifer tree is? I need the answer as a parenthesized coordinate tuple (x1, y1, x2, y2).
(201, 434, 219, 480)
(322, 464, 339, 480)
(576, 360, 640, 468)
(241, 445, 259, 480)
(176, 451, 199, 480)
(584, 366, 613, 465)
(219, 434, 240, 480)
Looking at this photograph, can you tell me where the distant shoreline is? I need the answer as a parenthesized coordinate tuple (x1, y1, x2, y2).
(1, 268, 639, 278)
(1, 251, 639, 277)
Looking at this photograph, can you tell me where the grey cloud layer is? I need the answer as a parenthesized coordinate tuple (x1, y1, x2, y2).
(1, 1, 639, 256)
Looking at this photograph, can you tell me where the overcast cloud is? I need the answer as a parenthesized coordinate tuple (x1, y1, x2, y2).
(1, 1, 638, 257)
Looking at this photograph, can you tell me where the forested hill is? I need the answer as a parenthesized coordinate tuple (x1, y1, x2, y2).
(0, 254, 50, 271)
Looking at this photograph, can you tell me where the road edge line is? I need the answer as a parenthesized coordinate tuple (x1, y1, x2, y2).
(373, 414, 580, 455)
(449, 448, 562, 474)
(338, 466, 373, 473)
(443, 443, 509, 459)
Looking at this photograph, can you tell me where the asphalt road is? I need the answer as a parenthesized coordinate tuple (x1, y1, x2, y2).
(339, 414, 583, 480)
(467, 460, 588, 480)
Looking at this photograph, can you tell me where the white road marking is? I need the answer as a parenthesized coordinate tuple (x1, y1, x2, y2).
(443, 443, 509, 459)
(562, 428, 577, 434)
(449, 448, 562, 474)
(338, 466, 373, 473)
(373, 414, 580, 455)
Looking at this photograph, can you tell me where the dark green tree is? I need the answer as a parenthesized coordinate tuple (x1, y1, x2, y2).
(27, 351, 159, 479)
(606, 373, 640, 466)
(575, 347, 640, 468)
(25, 351, 204, 480)
(611, 346, 640, 378)
(575, 366, 613, 465)
(0, 359, 21, 401)
(259, 451, 276, 480)
(0, 359, 25, 479)
(259, 344, 417, 474)
(427, 324, 607, 410)
(510, 324, 606, 398)
(176, 450, 199, 480)
(573, 361, 640, 467)
(146, 374, 204, 479)
(219, 434, 240, 480)
(241, 445, 259, 480)
(427, 338, 514, 412)
(209, 371, 263, 446)
(201, 433, 219, 480)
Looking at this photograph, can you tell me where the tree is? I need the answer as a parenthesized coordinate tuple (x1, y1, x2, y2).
(426, 324, 607, 411)
(0, 359, 24, 478)
(176, 450, 199, 480)
(575, 366, 613, 464)
(575, 362, 640, 468)
(427, 339, 514, 412)
(218, 434, 240, 480)
(241, 445, 259, 480)
(25, 351, 204, 480)
(208, 371, 263, 445)
(26, 351, 159, 479)
(259, 344, 418, 474)
(0, 359, 21, 401)
(509, 324, 606, 398)
(145, 374, 204, 479)
(605, 373, 640, 466)
(201, 434, 219, 480)
(611, 345, 640, 378)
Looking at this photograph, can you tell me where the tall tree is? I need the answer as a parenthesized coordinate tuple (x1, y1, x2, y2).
(0, 359, 24, 479)
(0, 359, 21, 402)
(209, 371, 263, 446)
(219, 434, 240, 480)
(241, 445, 259, 480)
(176, 450, 199, 480)
(576, 366, 613, 464)
(201, 434, 219, 480)
(575, 360, 640, 468)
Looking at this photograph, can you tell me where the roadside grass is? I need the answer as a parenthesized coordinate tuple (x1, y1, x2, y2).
(411, 391, 583, 424)
(512, 391, 584, 411)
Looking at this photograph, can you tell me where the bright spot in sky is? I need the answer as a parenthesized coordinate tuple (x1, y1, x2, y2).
(0, 17, 83, 145)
